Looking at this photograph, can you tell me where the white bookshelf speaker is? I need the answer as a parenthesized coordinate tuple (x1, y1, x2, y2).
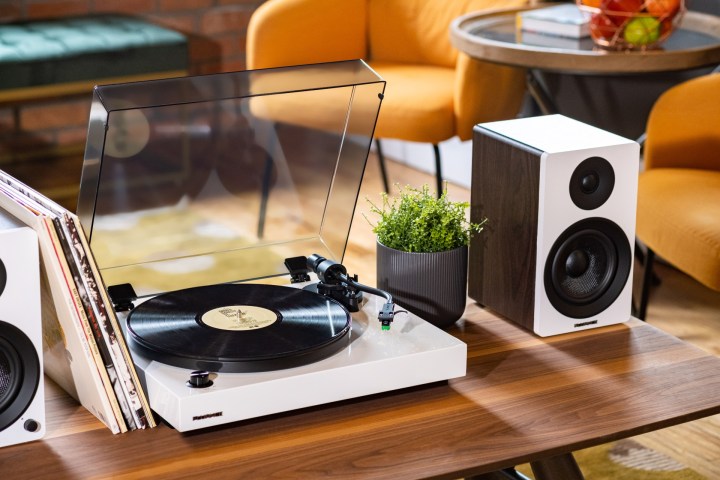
(0, 212, 45, 448)
(469, 115, 639, 337)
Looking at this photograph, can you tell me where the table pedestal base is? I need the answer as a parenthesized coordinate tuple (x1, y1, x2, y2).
(469, 453, 584, 480)
(531, 453, 584, 480)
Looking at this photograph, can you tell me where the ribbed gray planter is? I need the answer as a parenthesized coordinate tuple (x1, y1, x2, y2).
(376, 241, 468, 329)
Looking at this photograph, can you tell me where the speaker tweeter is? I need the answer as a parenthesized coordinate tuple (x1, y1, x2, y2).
(569, 156, 615, 210)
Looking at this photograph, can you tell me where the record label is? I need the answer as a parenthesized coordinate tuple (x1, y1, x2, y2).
(201, 305, 277, 331)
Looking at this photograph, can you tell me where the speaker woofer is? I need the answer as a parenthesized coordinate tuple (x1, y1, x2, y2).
(0, 259, 6, 297)
(544, 218, 631, 319)
(0, 322, 41, 432)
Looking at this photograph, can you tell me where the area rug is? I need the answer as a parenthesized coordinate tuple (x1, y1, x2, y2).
(89, 205, 278, 295)
(515, 439, 706, 479)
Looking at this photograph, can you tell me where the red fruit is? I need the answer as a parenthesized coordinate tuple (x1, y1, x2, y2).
(590, 12, 619, 41)
(601, 0, 644, 12)
(646, 0, 681, 18)
(601, 0, 644, 25)
(659, 17, 674, 36)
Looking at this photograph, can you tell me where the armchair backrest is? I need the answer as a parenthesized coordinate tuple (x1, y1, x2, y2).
(248, 0, 529, 70)
(645, 73, 720, 171)
(367, 0, 529, 67)
(247, 0, 368, 69)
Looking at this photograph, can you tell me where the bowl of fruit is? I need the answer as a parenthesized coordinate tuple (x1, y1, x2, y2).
(576, 0, 685, 50)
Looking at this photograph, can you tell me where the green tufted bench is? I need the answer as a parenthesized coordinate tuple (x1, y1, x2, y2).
(0, 15, 187, 109)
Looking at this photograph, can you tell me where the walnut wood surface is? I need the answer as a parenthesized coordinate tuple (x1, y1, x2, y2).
(469, 127, 541, 329)
(0, 70, 188, 106)
(3, 309, 719, 479)
(1, 156, 719, 477)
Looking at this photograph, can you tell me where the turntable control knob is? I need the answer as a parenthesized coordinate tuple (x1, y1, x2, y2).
(186, 370, 213, 389)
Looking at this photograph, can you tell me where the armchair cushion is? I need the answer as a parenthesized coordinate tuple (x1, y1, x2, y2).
(637, 168, 720, 291)
(637, 73, 720, 291)
(0, 16, 187, 90)
(644, 73, 720, 171)
(454, 52, 527, 141)
(368, 0, 529, 68)
(371, 62, 456, 143)
(368, 0, 459, 67)
(247, 0, 528, 146)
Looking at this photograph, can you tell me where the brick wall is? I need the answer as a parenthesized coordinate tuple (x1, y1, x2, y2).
(0, 0, 267, 166)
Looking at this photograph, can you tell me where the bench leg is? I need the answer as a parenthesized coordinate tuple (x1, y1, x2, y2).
(13, 105, 20, 131)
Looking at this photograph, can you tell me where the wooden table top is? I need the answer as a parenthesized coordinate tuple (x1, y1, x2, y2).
(450, 7, 720, 74)
(3, 305, 720, 479)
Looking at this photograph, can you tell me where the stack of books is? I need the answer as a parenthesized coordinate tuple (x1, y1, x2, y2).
(0, 170, 155, 434)
(517, 4, 591, 39)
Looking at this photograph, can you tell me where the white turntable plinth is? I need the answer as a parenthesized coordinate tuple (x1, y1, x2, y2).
(122, 291, 467, 432)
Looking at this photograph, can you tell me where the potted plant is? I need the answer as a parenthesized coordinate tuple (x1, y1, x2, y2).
(366, 185, 486, 328)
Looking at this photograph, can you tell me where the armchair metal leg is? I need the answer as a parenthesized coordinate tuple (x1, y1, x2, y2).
(433, 143, 443, 197)
(634, 239, 646, 265)
(637, 246, 656, 321)
(375, 139, 390, 193)
(257, 150, 274, 240)
(375, 140, 441, 196)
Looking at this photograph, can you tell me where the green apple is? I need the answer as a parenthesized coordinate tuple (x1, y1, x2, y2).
(623, 17, 661, 46)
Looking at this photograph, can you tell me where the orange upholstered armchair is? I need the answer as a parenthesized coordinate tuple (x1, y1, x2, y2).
(635, 72, 720, 319)
(247, 0, 528, 192)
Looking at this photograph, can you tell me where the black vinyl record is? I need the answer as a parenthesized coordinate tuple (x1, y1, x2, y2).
(127, 284, 351, 373)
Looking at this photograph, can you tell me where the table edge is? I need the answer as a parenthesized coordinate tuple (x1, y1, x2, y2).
(450, 8, 720, 74)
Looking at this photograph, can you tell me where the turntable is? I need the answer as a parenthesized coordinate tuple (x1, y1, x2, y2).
(77, 60, 467, 432)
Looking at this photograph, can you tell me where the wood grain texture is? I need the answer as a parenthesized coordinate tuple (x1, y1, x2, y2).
(628, 259, 720, 479)
(469, 126, 541, 330)
(2, 310, 719, 479)
(2, 151, 718, 479)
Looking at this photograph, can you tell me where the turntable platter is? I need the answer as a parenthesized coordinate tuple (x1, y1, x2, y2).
(126, 284, 352, 372)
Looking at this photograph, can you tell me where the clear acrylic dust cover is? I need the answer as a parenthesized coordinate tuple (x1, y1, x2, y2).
(77, 60, 385, 297)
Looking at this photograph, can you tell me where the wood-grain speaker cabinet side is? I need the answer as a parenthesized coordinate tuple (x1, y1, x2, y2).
(0, 211, 44, 448)
(469, 115, 639, 337)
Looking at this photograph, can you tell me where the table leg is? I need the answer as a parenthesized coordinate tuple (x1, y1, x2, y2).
(525, 70, 558, 115)
(530, 453, 585, 480)
(467, 468, 532, 480)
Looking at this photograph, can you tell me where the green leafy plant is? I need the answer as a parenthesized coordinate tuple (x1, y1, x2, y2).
(365, 184, 486, 253)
